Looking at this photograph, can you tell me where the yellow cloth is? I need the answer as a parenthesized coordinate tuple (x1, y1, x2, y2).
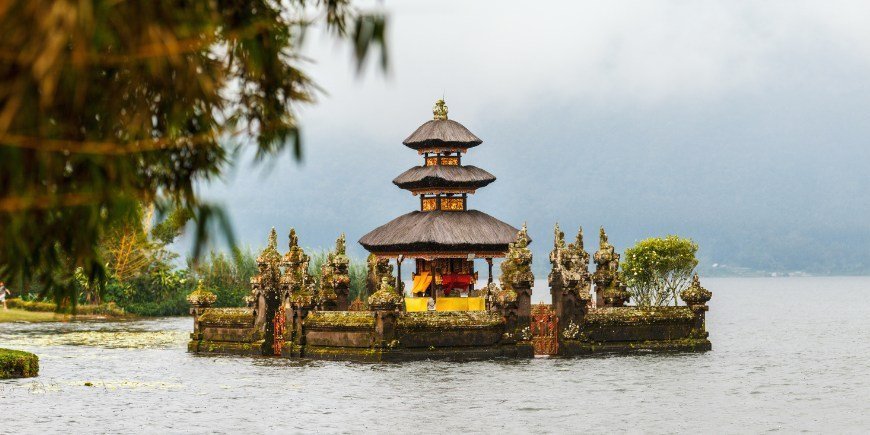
(411, 272, 432, 295)
(435, 297, 486, 312)
(404, 297, 429, 312)
(467, 297, 485, 311)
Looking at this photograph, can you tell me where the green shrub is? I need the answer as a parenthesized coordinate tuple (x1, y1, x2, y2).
(0, 348, 39, 379)
(622, 235, 699, 307)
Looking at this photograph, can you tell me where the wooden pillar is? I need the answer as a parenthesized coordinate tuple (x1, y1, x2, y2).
(486, 258, 494, 285)
(396, 255, 404, 297)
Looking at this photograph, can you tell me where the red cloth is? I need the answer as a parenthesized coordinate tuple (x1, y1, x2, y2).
(441, 274, 473, 292)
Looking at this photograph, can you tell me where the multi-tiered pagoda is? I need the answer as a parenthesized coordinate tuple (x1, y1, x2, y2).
(359, 100, 523, 311)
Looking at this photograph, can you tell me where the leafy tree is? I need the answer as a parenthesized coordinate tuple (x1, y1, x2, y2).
(0, 1, 387, 304)
(622, 236, 699, 307)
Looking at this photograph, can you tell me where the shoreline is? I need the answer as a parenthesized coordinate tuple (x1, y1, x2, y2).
(0, 308, 134, 323)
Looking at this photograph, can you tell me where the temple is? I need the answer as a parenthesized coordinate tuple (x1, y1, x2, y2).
(187, 99, 713, 361)
(359, 99, 527, 313)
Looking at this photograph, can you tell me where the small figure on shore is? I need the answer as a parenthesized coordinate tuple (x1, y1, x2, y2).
(0, 281, 10, 310)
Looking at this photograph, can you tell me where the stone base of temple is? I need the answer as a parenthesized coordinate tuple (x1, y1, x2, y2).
(187, 339, 265, 356)
(302, 343, 534, 362)
(559, 338, 712, 356)
(187, 307, 265, 356)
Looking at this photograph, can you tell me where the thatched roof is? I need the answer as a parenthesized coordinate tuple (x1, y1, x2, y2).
(403, 119, 482, 150)
(393, 165, 496, 190)
(359, 210, 525, 256)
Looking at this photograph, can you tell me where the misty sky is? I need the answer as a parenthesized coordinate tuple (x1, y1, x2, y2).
(198, 1, 870, 275)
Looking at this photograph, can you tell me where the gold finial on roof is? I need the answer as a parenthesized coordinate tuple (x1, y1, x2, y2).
(433, 99, 448, 120)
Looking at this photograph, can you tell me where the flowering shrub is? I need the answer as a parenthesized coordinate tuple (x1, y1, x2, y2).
(622, 235, 698, 307)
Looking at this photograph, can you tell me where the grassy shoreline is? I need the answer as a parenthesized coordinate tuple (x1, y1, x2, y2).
(0, 308, 135, 323)
(1, 298, 133, 323)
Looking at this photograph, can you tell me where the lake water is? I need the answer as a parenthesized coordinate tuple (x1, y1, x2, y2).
(1, 277, 869, 433)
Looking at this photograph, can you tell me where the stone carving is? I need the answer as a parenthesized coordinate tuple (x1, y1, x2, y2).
(680, 273, 712, 340)
(254, 228, 282, 298)
(330, 234, 351, 310)
(348, 298, 367, 311)
(681, 274, 712, 306)
(593, 227, 630, 307)
(433, 98, 448, 120)
(253, 227, 284, 354)
(366, 253, 394, 298)
(367, 276, 402, 310)
(280, 228, 315, 306)
(318, 252, 338, 309)
(501, 223, 534, 291)
(499, 224, 534, 327)
(548, 224, 591, 302)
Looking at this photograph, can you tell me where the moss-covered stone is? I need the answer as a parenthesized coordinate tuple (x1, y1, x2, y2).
(305, 311, 375, 329)
(397, 311, 504, 331)
(560, 337, 711, 355)
(0, 348, 39, 379)
(188, 340, 265, 355)
(681, 274, 712, 306)
(186, 281, 217, 305)
(198, 307, 255, 327)
(584, 306, 694, 326)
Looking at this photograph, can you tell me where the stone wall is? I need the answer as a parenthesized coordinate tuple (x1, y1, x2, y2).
(558, 306, 711, 355)
(298, 310, 532, 362)
(188, 307, 264, 355)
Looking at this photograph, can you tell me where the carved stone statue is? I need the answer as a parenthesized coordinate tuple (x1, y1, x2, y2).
(318, 252, 338, 310)
(367, 276, 402, 310)
(548, 224, 592, 335)
(593, 227, 629, 307)
(252, 227, 283, 354)
(680, 274, 712, 339)
(330, 233, 351, 310)
(366, 253, 394, 298)
(500, 223, 534, 326)
(549, 224, 591, 302)
(281, 228, 312, 305)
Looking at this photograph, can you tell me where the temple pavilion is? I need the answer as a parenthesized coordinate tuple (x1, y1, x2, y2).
(359, 99, 524, 312)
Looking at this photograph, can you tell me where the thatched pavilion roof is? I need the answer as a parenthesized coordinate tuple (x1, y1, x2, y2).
(392, 165, 496, 191)
(402, 119, 482, 151)
(359, 210, 524, 257)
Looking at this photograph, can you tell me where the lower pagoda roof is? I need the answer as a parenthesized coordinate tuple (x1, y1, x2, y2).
(359, 210, 524, 258)
(393, 165, 496, 191)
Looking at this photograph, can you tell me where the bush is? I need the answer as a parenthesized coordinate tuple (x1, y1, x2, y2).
(0, 348, 39, 379)
(622, 235, 699, 307)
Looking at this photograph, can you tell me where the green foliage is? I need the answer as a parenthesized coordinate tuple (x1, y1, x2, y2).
(348, 261, 367, 302)
(104, 268, 192, 316)
(622, 236, 699, 307)
(190, 248, 257, 308)
(0, 348, 39, 379)
(0, 1, 387, 304)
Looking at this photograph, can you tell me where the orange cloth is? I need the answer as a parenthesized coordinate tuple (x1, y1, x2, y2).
(411, 272, 432, 295)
